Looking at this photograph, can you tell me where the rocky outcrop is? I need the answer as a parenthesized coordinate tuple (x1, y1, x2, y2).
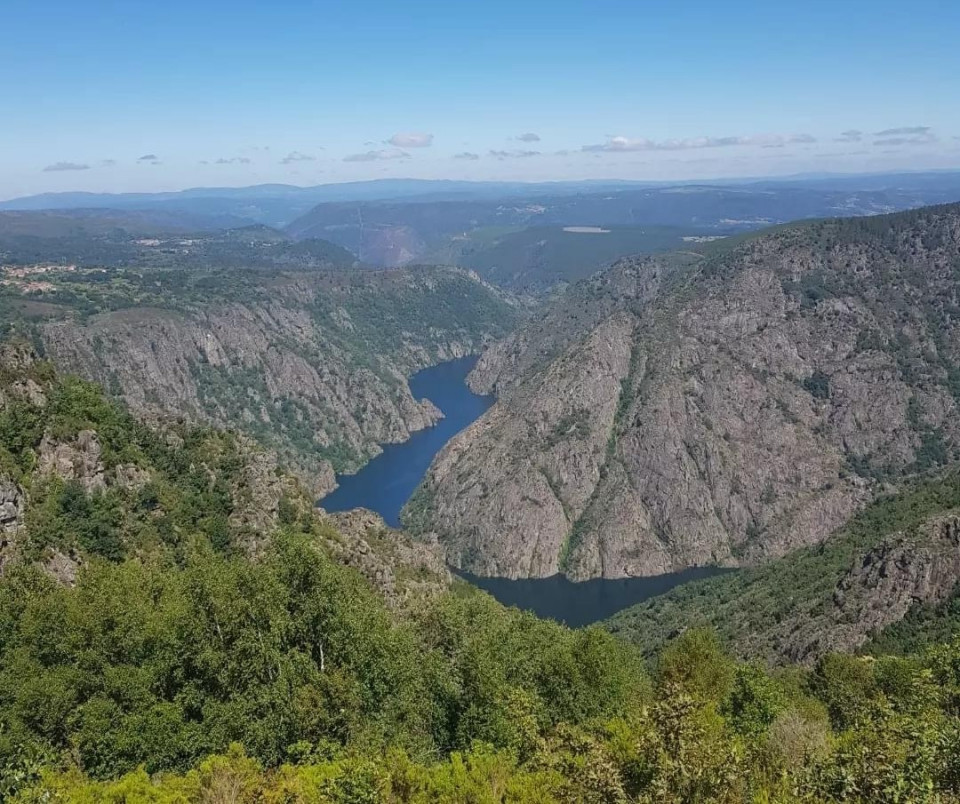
(0, 480, 24, 533)
(407, 313, 637, 577)
(319, 508, 451, 610)
(37, 430, 106, 491)
(785, 513, 960, 660)
(0, 479, 25, 573)
(410, 205, 960, 579)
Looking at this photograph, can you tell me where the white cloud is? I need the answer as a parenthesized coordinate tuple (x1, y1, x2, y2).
(214, 157, 252, 165)
(453, 152, 480, 160)
(835, 129, 863, 143)
(387, 132, 433, 148)
(875, 126, 931, 136)
(343, 148, 410, 162)
(517, 132, 541, 142)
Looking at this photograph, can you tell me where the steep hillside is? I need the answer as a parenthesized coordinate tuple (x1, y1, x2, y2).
(604, 470, 960, 664)
(1, 265, 518, 493)
(0, 340, 449, 606)
(406, 204, 960, 579)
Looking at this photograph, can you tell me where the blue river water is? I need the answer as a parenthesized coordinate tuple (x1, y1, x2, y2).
(319, 355, 729, 625)
(457, 567, 731, 628)
(318, 355, 493, 527)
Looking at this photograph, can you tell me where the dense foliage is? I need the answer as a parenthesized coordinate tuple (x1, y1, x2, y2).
(3, 368, 960, 801)
(450, 225, 718, 293)
(9, 592, 960, 802)
(0, 361, 266, 564)
(0, 211, 357, 272)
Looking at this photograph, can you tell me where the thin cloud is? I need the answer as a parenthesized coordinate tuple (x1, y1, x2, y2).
(387, 132, 433, 148)
(100, 159, 117, 167)
(873, 126, 936, 146)
(214, 157, 252, 165)
(874, 126, 931, 137)
(489, 149, 540, 159)
(280, 151, 316, 164)
(42, 161, 90, 172)
(137, 154, 158, 162)
(835, 129, 863, 143)
(343, 148, 410, 162)
(582, 133, 816, 152)
(516, 132, 541, 142)
(816, 150, 869, 158)
(453, 152, 480, 160)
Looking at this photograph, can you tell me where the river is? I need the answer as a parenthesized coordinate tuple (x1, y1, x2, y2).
(319, 356, 728, 625)
(318, 355, 493, 527)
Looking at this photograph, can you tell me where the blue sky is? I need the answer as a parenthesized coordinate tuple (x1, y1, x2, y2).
(3, 0, 959, 198)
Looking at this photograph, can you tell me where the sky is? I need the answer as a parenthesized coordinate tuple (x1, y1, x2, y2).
(2, 0, 960, 199)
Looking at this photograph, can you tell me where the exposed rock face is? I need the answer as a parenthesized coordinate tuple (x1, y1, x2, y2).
(408, 313, 636, 577)
(0, 480, 24, 533)
(0, 479, 25, 574)
(409, 205, 960, 579)
(604, 475, 960, 666)
(42, 549, 81, 586)
(793, 513, 960, 660)
(39, 268, 516, 495)
(37, 430, 106, 492)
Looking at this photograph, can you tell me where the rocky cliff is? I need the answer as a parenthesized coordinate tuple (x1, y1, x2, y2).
(407, 204, 960, 579)
(29, 266, 517, 495)
(605, 470, 960, 664)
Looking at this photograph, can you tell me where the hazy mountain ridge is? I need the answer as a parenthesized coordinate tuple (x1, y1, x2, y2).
(284, 182, 944, 268)
(0, 210, 358, 270)
(406, 203, 960, 580)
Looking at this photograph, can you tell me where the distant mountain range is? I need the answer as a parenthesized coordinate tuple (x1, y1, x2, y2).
(5, 172, 960, 293)
(5, 171, 960, 229)
(0, 179, 665, 227)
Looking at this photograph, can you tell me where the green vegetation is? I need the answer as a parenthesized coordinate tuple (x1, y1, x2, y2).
(0, 212, 357, 271)
(4, 352, 960, 802)
(10, 607, 960, 802)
